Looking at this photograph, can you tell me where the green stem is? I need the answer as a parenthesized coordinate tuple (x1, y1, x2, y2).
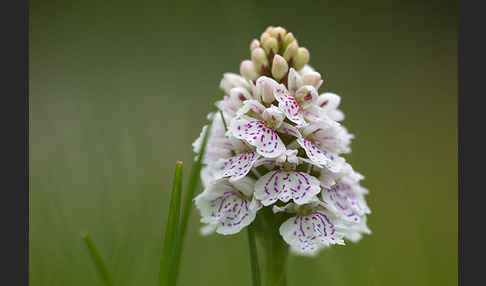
(170, 117, 213, 285)
(81, 233, 113, 286)
(158, 161, 183, 286)
(254, 208, 289, 286)
(247, 224, 262, 286)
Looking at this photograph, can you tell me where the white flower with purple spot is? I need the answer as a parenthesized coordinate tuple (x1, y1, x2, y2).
(214, 151, 260, 182)
(195, 177, 261, 235)
(229, 102, 298, 159)
(272, 68, 319, 127)
(321, 180, 371, 223)
(296, 117, 353, 172)
(304, 92, 345, 123)
(254, 170, 321, 206)
(279, 202, 345, 256)
(254, 150, 321, 206)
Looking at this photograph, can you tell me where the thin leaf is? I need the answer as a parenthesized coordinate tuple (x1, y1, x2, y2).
(158, 161, 184, 286)
(247, 224, 262, 286)
(170, 116, 214, 285)
(81, 233, 113, 286)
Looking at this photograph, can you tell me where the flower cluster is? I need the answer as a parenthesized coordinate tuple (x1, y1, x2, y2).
(193, 26, 371, 256)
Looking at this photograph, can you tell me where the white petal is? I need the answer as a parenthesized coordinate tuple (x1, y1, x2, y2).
(200, 223, 217, 236)
(216, 96, 240, 118)
(230, 116, 286, 158)
(192, 125, 208, 154)
(214, 151, 260, 182)
(236, 99, 266, 117)
(275, 149, 299, 165)
(288, 68, 303, 95)
(298, 64, 317, 76)
(273, 84, 307, 127)
(254, 170, 321, 206)
(296, 138, 342, 172)
(318, 168, 337, 189)
(230, 87, 254, 102)
(317, 92, 341, 110)
(220, 73, 251, 94)
(279, 208, 344, 255)
(337, 163, 366, 186)
(321, 181, 371, 223)
(307, 122, 353, 155)
(303, 105, 325, 123)
(295, 85, 318, 109)
(337, 216, 372, 243)
(193, 113, 233, 164)
(194, 180, 260, 235)
(302, 71, 323, 90)
(316, 92, 345, 121)
(277, 122, 302, 138)
(262, 105, 285, 128)
(229, 175, 257, 197)
(256, 76, 279, 103)
(200, 165, 220, 188)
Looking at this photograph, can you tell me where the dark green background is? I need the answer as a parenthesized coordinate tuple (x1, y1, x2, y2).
(30, 0, 457, 285)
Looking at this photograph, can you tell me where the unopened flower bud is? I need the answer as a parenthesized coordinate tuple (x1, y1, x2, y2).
(262, 37, 279, 55)
(302, 71, 323, 89)
(283, 32, 296, 47)
(288, 68, 303, 94)
(250, 39, 260, 51)
(240, 60, 259, 81)
(271, 26, 287, 42)
(260, 32, 272, 46)
(271, 54, 289, 81)
(283, 41, 298, 62)
(294, 47, 310, 70)
(256, 76, 278, 103)
(251, 47, 269, 70)
(264, 26, 274, 34)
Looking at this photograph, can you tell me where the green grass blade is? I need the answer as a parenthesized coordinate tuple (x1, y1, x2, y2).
(81, 233, 113, 286)
(170, 116, 213, 285)
(247, 224, 262, 286)
(158, 161, 184, 286)
(219, 110, 228, 131)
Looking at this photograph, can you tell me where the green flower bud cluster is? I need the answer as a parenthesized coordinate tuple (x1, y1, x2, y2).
(242, 26, 311, 83)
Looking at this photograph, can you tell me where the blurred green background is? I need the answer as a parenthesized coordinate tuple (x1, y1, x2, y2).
(30, 0, 457, 285)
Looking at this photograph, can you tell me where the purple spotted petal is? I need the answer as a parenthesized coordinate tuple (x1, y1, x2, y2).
(297, 138, 341, 172)
(322, 182, 371, 223)
(273, 85, 307, 126)
(236, 99, 265, 116)
(303, 105, 325, 123)
(215, 151, 260, 182)
(254, 170, 321, 206)
(230, 116, 285, 158)
(280, 209, 344, 255)
(195, 180, 261, 235)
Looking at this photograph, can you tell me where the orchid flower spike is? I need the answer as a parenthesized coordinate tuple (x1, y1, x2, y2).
(193, 26, 371, 256)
